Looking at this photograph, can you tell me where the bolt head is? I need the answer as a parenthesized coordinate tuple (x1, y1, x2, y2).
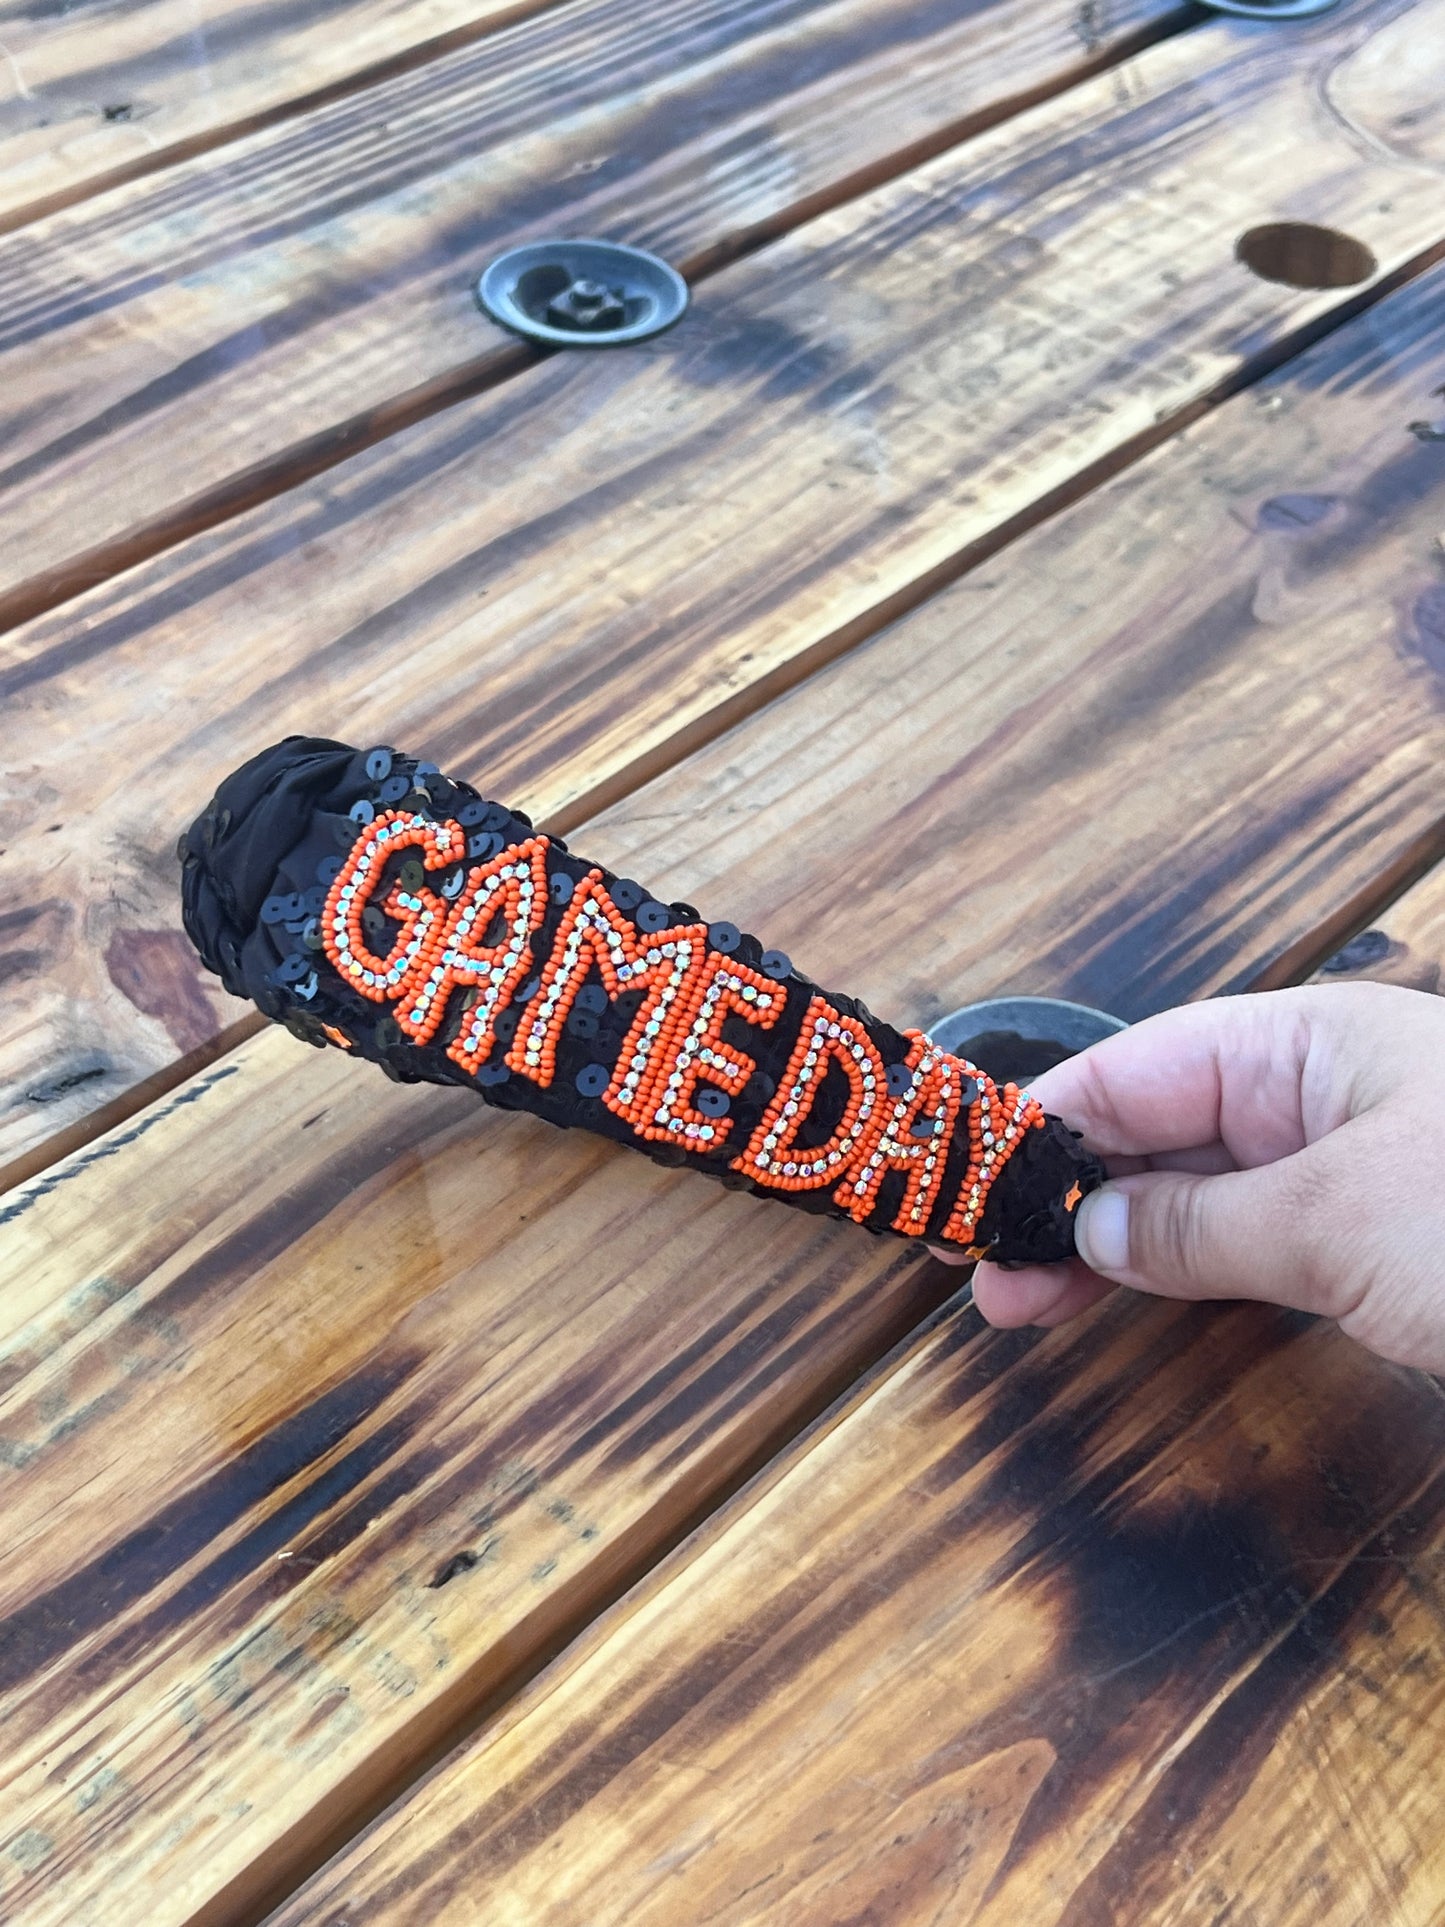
(546, 277, 628, 332)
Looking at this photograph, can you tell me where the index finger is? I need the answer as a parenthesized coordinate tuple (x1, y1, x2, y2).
(1016, 995, 1307, 1160)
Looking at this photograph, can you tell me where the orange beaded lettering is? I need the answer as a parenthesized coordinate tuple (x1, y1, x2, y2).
(630, 954, 784, 1149)
(411, 837, 550, 1071)
(318, 806, 1050, 1246)
(835, 1028, 963, 1234)
(322, 809, 468, 1006)
(602, 928, 718, 1136)
(941, 1078, 1046, 1245)
(732, 995, 887, 1191)
(507, 873, 709, 1102)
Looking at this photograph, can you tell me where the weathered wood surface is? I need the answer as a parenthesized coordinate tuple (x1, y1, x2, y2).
(6, 248, 1445, 1924)
(0, 0, 558, 231)
(566, 277, 1445, 1032)
(7, 0, 1445, 1174)
(0, 0, 1180, 623)
(279, 1293, 1445, 1927)
(0, 1063, 954, 1927)
(1312, 858, 1445, 995)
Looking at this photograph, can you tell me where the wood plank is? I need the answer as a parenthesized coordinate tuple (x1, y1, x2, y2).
(0, 0, 559, 231)
(275, 1294, 1445, 1927)
(1311, 857, 1445, 994)
(0, 0, 1181, 624)
(6, 236, 1445, 1924)
(269, 429, 1445, 1927)
(0, 1062, 955, 1927)
(7, 0, 1445, 1174)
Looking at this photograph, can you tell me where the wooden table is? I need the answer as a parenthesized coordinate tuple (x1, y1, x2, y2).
(5, 0, 1445, 1919)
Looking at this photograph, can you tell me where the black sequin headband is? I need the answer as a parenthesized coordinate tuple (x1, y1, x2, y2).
(180, 737, 1102, 1263)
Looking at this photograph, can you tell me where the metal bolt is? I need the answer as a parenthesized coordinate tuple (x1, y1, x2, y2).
(480, 240, 687, 347)
(545, 277, 628, 332)
(1199, 0, 1338, 15)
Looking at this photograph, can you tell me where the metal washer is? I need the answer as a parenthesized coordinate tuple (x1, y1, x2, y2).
(1198, 0, 1339, 16)
(478, 239, 689, 348)
(928, 995, 1127, 1066)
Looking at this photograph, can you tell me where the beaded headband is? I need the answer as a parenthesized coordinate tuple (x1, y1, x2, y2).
(180, 738, 1102, 1263)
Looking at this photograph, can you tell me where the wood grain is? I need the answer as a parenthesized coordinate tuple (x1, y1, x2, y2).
(0, 0, 1180, 621)
(570, 270, 1445, 1033)
(277, 1293, 1445, 1927)
(1312, 857, 1445, 995)
(7, 235, 1445, 1923)
(0, 1056, 954, 1927)
(8, 0, 1445, 1173)
(0, 0, 559, 231)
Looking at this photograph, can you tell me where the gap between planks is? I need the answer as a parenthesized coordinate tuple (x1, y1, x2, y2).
(244, 862, 1445, 1923)
(212, 891, 1445, 1927)
(7, 221, 1445, 1206)
(219, 1283, 975, 1927)
(0, 2, 1197, 641)
(14, 0, 1445, 1172)
(8, 218, 1445, 1919)
(0, 0, 573, 243)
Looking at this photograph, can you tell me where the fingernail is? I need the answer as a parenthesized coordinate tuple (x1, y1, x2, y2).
(1076, 1187, 1129, 1275)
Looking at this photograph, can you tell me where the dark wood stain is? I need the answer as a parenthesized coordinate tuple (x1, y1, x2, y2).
(365, 1314, 1122, 1895)
(0, 365, 550, 700)
(0, 287, 370, 486)
(0, 1350, 423, 1701)
(641, 1246, 940, 1481)
(2, 0, 830, 314)
(551, 1233, 886, 1478)
(137, 1097, 459, 1329)
(279, 1231, 923, 1602)
(16, 1406, 448, 1757)
(1040, 759, 1382, 1016)
(0, 944, 48, 987)
(1055, 1464, 1445, 1924)
(0, 896, 71, 993)
(44, 0, 459, 113)
(247, 390, 724, 731)
(0, 0, 1034, 346)
(429, 1549, 481, 1588)
(341, 1301, 1445, 1921)
(103, 925, 221, 1053)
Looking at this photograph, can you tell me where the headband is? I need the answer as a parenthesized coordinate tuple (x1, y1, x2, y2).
(180, 738, 1102, 1263)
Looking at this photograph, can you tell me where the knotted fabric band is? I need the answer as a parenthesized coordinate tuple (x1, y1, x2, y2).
(181, 737, 1102, 1263)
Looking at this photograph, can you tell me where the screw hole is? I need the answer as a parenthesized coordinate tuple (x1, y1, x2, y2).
(1235, 223, 1376, 291)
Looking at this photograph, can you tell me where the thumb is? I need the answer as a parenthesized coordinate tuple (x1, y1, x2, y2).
(1074, 1156, 1342, 1315)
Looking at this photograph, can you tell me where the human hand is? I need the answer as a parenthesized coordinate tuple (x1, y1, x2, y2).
(932, 982, 1445, 1372)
